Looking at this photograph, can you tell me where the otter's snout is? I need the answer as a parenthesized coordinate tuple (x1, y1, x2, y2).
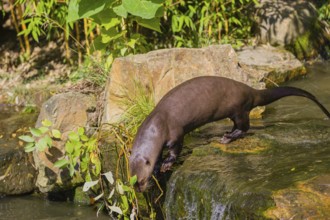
(134, 178, 148, 192)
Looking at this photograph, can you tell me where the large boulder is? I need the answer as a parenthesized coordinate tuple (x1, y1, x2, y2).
(237, 45, 306, 87)
(103, 44, 263, 124)
(256, 0, 317, 46)
(33, 92, 96, 193)
(256, 0, 325, 59)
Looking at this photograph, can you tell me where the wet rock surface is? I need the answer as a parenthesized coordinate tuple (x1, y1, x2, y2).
(0, 107, 38, 196)
(164, 117, 330, 219)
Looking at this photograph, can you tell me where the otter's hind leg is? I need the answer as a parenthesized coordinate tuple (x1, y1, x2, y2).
(221, 112, 250, 144)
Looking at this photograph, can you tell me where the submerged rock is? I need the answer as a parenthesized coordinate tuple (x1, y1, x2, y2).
(0, 148, 36, 196)
(0, 110, 38, 196)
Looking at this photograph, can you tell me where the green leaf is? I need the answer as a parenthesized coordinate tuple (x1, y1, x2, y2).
(51, 129, 61, 139)
(65, 141, 74, 154)
(54, 159, 69, 168)
(122, 0, 162, 19)
(129, 175, 137, 186)
(41, 119, 52, 127)
(101, 28, 126, 44)
(81, 135, 89, 142)
(67, 0, 110, 22)
(36, 137, 49, 151)
(30, 128, 42, 137)
(39, 126, 49, 134)
(69, 163, 75, 176)
(68, 131, 80, 142)
(113, 4, 127, 18)
(135, 17, 161, 32)
(24, 142, 36, 152)
(19, 135, 35, 143)
(78, 127, 84, 136)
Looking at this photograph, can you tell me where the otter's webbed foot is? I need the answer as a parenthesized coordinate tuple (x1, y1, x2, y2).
(160, 156, 176, 172)
(220, 129, 245, 144)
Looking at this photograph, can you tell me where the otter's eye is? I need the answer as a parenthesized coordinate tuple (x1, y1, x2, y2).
(145, 160, 150, 165)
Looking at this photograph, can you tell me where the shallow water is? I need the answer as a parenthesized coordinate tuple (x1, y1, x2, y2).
(0, 195, 109, 220)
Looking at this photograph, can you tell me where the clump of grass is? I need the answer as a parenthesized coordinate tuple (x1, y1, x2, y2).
(69, 56, 109, 88)
(120, 81, 155, 136)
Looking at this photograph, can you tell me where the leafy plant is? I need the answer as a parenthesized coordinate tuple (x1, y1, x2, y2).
(19, 119, 141, 218)
(120, 81, 155, 136)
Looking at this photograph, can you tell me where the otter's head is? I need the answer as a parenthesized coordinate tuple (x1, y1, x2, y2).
(129, 154, 154, 192)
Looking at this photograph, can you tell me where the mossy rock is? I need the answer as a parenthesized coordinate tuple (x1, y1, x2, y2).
(264, 175, 330, 219)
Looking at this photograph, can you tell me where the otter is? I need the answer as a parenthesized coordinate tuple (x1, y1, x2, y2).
(129, 76, 330, 192)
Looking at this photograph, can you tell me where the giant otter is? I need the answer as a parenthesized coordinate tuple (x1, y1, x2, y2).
(129, 76, 330, 192)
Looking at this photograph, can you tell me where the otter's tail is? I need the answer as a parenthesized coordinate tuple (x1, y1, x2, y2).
(255, 87, 330, 118)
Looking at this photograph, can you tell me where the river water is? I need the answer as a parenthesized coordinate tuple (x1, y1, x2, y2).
(0, 62, 329, 219)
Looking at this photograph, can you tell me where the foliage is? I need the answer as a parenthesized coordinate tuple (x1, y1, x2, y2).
(318, 2, 330, 23)
(6, 0, 260, 69)
(19, 119, 101, 180)
(120, 81, 155, 136)
(19, 119, 140, 219)
(160, 0, 259, 48)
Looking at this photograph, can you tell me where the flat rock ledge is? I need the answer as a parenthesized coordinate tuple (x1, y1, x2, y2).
(237, 45, 306, 87)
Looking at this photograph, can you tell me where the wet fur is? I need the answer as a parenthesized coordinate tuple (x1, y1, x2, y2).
(129, 76, 330, 192)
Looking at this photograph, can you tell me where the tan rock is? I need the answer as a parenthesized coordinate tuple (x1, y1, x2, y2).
(33, 92, 96, 193)
(103, 45, 264, 124)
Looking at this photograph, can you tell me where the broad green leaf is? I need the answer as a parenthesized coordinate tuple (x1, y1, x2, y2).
(54, 159, 69, 168)
(83, 180, 99, 192)
(30, 128, 42, 137)
(18, 135, 34, 143)
(24, 142, 36, 152)
(36, 138, 49, 151)
(19, 135, 35, 143)
(69, 163, 75, 176)
(65, 141, 74, 154)
(101, 28, 126, 44)
(103, 171, 114, 184)
(81, 135, 89, 142)
(51, 129, 61, 139)
(67, 0, 108, 22)
(44, 135, 52, 147)
(39, 126, 49, 134)
(92, 8, 120, 30)
(113, 4, 127, 18)
(78, 127, 84, 136)
(122, 0, 162, 19)
(68, 131, 80, 142)
(121, 195, 129, 210)
(129, 175, 137, 186)
(41, 119, 52, 127)
(135, 17, 161, 32)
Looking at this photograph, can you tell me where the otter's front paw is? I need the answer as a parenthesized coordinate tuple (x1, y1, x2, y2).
(160, 157, 175, 172)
